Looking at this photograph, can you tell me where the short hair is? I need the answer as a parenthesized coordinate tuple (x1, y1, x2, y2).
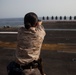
(24, 12, 38, 29)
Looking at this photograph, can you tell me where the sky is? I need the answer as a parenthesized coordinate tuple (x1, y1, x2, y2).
(0, 0, 76, 18)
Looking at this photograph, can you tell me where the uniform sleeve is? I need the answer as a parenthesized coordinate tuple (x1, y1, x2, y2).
(36, 25, 45, 31)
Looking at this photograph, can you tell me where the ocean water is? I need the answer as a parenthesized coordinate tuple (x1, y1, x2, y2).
(0, 18, 24, 27)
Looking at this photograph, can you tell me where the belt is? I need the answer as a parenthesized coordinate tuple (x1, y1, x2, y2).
(21, 60, 39, 70)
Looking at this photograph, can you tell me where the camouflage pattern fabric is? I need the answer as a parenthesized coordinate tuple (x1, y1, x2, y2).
(15, 25, 46, 65)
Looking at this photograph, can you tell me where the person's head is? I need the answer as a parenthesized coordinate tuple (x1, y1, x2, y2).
(24, 12, 38, 29)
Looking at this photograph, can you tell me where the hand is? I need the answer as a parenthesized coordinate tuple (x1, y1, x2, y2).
(38, 21, 42, 25)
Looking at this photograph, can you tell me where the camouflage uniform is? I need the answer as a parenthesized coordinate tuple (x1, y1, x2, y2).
(15, 25, 46, 75)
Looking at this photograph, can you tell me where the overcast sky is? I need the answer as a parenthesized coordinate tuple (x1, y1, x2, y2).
(0, 0, 76, 18)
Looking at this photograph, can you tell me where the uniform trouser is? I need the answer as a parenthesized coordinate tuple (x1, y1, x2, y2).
(23, 68, 41, 75)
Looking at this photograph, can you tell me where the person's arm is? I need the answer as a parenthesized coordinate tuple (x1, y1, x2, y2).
(36, 20, 45, 31)
(38, 20, 42, 25)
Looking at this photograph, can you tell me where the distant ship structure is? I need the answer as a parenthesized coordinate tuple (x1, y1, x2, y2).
(39, 16, 76, 21)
